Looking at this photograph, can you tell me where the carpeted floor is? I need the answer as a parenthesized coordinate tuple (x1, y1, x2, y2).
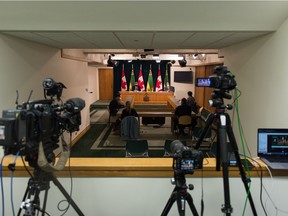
(70, 109, 212, 157)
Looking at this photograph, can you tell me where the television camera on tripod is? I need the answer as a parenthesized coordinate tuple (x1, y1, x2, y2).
(0, 78, 85, 216)
(195, 66, 257, 216)
(161, 140, 203, 216)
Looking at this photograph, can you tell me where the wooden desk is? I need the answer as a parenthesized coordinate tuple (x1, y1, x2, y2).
(117, 110, 175, 132)
(120, 91, 174, 102)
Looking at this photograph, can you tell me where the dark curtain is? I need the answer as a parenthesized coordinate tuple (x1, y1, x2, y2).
(113, 60, 171, 96)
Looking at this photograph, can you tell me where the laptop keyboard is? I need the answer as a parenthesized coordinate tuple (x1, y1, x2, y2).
(267, 157, 288, 163)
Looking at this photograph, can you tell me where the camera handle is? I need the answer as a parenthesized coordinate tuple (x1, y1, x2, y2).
(161, 173, 199, 216)
(194, 106, 257, 216)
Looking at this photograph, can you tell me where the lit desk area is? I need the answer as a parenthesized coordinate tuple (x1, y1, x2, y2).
(120, 91, 176, 111)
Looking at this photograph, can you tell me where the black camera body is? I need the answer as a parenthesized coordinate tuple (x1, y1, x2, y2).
(0, 97, 85, 161)
(171, 140, 203, 175)
(195, 66, 237, 91)
(0, 78, 86, 172)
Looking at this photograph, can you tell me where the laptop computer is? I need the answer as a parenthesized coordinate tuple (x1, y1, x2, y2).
(257, 128, 288, 169)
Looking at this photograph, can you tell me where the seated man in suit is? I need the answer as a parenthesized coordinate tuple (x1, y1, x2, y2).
(174, 98, 192, 135)
(109, 93, 124, 116)
(109, 94, 125, 131)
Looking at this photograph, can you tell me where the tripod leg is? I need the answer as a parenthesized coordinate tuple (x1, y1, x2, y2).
(161, 188, 177, 216)
(226, 116, 257, 216)
(41, 186, 49, 216)
(17, 180, 30, 216)
(195, 114, 215, 149)
(219, 114, 233, 216)
(51, 175, 85, 216)
(185, 193, 199, 216)
(176, 191, 186, 216)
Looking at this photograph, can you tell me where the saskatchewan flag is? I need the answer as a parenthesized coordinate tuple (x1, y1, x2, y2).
(164, 65, 170, 89)
(129, 65, 135, 91)
(146, 65, 154, 91)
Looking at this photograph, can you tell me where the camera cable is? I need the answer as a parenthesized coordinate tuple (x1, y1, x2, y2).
(201, 168, 204, 216)
(0, 155, 6, 216)
(57, 134, 74, 216)
(9, 151, 20, 216)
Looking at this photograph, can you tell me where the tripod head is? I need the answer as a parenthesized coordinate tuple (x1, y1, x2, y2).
(208, 89, 234, 111)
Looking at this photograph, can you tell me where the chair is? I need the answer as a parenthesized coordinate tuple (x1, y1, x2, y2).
(126, 140, 149, 157)
(121, 116, 139, 139)
(163, 139, 187, 157)
(176, 115, 192, 137)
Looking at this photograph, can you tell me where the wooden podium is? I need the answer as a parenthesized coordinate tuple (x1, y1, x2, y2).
(119, 91, 176, 111)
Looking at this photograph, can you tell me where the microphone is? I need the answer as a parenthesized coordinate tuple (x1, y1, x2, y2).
(64, 98, 86, 113)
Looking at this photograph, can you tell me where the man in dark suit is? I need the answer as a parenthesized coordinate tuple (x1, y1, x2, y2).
(109, 93, 124, 116)
(174, 98, 192, 135)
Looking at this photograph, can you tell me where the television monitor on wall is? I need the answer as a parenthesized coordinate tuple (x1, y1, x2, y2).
(174, 71, 193, 83)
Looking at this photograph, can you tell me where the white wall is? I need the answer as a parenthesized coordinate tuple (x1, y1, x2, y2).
(221, 15, 288, 157)
(0, 34, 96, 154)
(2, 175, 288, 216)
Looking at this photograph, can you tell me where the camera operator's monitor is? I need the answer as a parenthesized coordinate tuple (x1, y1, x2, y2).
(180, 159, 194, 171)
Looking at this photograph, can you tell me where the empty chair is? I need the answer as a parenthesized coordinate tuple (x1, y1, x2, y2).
(126, 140, 149, 157)
(176, 115, 192, 137)
(163, 139, 187, 157)
(121, 116, 139, 139)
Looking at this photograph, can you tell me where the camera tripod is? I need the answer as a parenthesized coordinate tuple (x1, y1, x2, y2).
(161, 172, 199, 216)
(17, 167, 84, 216)
(194, 98, 257, 215)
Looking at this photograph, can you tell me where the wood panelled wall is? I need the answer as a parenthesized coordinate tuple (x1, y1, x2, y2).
(195, 64, 223, 112)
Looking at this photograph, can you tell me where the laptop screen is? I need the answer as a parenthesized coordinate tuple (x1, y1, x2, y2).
(257, 128, 288, 157)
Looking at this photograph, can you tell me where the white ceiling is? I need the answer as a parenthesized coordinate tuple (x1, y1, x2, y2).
(0, 1, 288, 53)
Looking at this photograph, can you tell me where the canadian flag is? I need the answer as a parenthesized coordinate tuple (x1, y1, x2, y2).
(121, 66, 127, 91)
(155, 67, 163, 92)
(137, 65, 145, 91)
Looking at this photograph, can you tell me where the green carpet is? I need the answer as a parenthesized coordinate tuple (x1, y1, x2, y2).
(70, 123, 167, 157)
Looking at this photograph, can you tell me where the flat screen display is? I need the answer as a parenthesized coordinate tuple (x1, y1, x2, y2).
(174, 71, 193, 83)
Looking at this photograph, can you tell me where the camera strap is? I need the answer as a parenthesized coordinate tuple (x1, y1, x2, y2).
(37, 139, 70, 172)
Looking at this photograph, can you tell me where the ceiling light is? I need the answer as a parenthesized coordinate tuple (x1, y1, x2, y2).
(167, 60, 176, 66)
(107, 55, 114, 67)
(178, 57, 187, 67)
(156, 60, 161, 63)
(107, 55, 119, 67)
(152, 54, 160, 59)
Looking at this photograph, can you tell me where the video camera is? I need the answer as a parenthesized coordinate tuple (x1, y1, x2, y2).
(170, 140, 203, 175)
(0, 78, 85, 171)
(195, 66, 237, 91)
